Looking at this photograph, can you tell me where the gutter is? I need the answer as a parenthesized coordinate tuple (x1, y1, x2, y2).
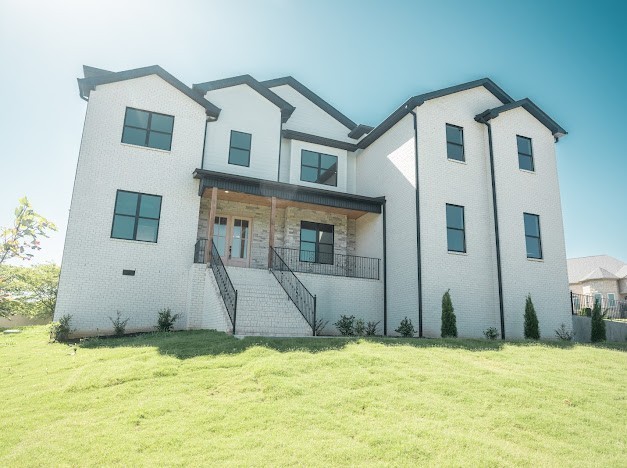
(406, 106, 423, 337)
(477, 119, 506, 340)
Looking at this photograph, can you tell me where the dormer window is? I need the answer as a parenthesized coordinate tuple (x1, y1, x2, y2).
(121, 108, 174, 151)
(300, 150, 337, 186)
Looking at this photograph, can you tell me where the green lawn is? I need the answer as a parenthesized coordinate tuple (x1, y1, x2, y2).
(1, 327, 626, 467)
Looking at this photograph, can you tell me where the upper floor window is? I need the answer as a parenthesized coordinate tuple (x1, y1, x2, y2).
(446, 124, 465, 162)
(446, 204, 466, 253)
(122, 108, 174, 151)
(523, 212, 542, 259)
(300, 221, 334, 264)
(517, 135, 534, 171)
(228, 131, 252, 167)
(300, 150, 337, 186)
(111, 190, 162, 243)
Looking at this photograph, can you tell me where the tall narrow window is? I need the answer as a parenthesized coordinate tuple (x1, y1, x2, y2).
(446, 204, 466, 253)
(608, 293, 616, 307)
(517, 135, 534, 171)
(122, 108, 174, 151)
(300, 150, 338, 186)
(523, 213, 542, 259)
(299, 221, 334, 264)
(228, 131, 252, 167)
(213, 216, 228, 256)
(111, 190, 162, 243)
(446, 124, 464, 162)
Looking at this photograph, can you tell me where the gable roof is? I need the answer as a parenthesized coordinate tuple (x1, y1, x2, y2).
(193, 75, 295, 123)
(567, 255, 627, 283)
(261, 76, 358, 131)
(475, 98, 567, 139)
(358, 78, 515, 149)
(77, 65, 221, 119)
(580, 267, 619, 282)
(616, 265, 627, 279)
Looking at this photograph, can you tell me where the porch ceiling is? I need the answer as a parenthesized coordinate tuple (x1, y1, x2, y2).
(194, 169, 384, 218)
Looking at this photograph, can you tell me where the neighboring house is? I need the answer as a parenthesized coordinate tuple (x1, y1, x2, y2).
(54, 65, 571, 339)
(568, 255, 627, 310)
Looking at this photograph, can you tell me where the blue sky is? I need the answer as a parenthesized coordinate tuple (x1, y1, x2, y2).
(0, 0, 625, 265)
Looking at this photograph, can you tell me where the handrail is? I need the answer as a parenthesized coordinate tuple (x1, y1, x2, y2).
(571, 291, 627, 320)
(194, 238, 208, 263)
(207, 239, 238, 332)
(273, 247, 380, 280)
(269, 246, 316, 335)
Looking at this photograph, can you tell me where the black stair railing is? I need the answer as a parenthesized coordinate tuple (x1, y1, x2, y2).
(269, 247, 317, 335)
(206, 239, 238, 332)
(194, 238, 208, 263)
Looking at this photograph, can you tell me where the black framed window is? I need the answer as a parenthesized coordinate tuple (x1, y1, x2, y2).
(228, 131, 252, 167)
(523, 213, 542, 259)
(121, 108, 174, 151)
(300, 150, 338, 186)
(446, 124, 465, 162)
(446, 204, 466, 253)
(111, 190, 162, 243)
(299, 221, 334, 264)
(517, 135, 534, 171)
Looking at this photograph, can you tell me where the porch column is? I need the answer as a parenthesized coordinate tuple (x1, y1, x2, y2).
(268, 196, 276, 267)
(205, 186, 218, 262)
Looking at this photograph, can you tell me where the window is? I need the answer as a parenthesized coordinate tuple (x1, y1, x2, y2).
(446, 204, 466, 253)
(300, 150, 338, 186)
(299, 221, 334, 264)
(111, 190, 162, 243)
(228, 131, 252, 167)
(446, 124, 464, 162)
(121, 108, 174, 151)
(517, 135, 534, 171)
(594, 293, 603, 307)
(608, 293, 616, 307)
(213, 217, 228, 256)
(523, 213, 542, 259)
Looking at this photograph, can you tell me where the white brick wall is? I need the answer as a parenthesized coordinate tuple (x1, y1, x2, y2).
(55, 75, 207, 335)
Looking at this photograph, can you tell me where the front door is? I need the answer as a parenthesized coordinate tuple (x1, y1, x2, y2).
(212, 216, 251, 267)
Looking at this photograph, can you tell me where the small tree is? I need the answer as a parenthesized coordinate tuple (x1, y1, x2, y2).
(590, 299, 606, 342)
(395, 317, 415, 337)
(441, 289, 458, 338)
(524, 294, 540, 340)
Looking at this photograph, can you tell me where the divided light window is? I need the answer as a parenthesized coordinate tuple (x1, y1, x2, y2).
(299, 221, 334, 264)
(228, 131, 252, 167)
(523, 213, 542, 259)
(111, 190, 162, 243)
(122, 108, 174, 151)
(446, 124, 464, 161)
(517, 135, 534, 171)
(446, 204, 466, 253)
(300, 150, 338, 186)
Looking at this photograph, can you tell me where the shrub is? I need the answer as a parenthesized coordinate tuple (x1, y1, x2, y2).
(156, 308, 179, 332)
(49, 314, 74, 342)
(590, 299, 606, 342)
(314, 318, 328, 336)
(395, 317, 415, 337)
(524, 294, 540, 340)
(108, 311, 130, 337)
(365, 321, 380, 336)
(354, 318, 365, 336)
(334, 315, 355, 336)
(441, 289, 458, 338)
(483, 327, 499, 340)
(555, 323, 574, 341)
(581, 307, 592, 317)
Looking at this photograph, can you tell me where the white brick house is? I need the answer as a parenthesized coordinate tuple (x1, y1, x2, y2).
(55, 65, 571, 339)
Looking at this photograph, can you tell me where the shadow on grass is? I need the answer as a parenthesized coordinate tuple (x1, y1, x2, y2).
(78, 329, 627, 360)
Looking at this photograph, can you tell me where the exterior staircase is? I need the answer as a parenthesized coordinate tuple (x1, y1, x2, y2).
(226, 267, 313, 337)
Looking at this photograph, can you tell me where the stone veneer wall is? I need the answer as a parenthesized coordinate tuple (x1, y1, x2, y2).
(196, 198, 357, 268)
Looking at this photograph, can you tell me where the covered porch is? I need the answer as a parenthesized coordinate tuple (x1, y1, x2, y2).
(192, 169, 384, 280)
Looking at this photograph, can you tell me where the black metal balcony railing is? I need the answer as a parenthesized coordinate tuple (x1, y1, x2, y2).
(194, 238, 208, 263)
(571, 292, 627, 320)
(273, 247, 380, 280)
(270, 247, 316, 335)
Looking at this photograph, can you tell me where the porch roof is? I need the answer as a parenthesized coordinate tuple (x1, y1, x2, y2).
(193, 169, 384, 214)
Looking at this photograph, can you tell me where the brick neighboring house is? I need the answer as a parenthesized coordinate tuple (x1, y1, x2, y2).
(568, 255, 627, 310)
(54, 65, 571, 338)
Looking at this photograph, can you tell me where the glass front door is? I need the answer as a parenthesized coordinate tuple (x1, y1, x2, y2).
(212, 216, 251, 267)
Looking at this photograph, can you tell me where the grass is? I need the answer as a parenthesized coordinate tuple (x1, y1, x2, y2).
(1, 326, 626, 467)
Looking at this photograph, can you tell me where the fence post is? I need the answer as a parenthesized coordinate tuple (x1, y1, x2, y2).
(313, 295, 317, 337)
(570, 291, 574, 315)
(233, 290, 238, 335)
